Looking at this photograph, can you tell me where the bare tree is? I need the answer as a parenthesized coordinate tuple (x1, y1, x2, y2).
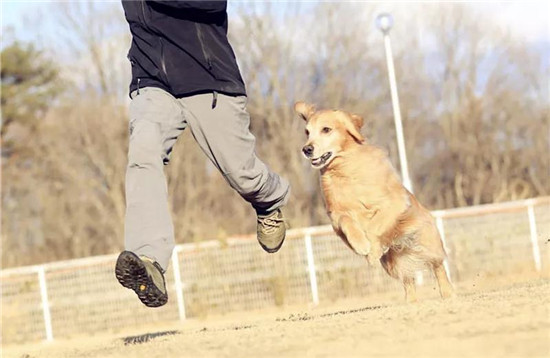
(2, 2, 548, 267)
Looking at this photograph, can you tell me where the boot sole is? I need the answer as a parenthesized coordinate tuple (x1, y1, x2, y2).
(259, 234, 286, 253)
(115, 251, 168, 308)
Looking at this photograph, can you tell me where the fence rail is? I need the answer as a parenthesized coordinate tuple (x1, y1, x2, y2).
(2, 197, 549, 344)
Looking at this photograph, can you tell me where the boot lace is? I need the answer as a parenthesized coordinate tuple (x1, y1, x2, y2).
(258, 214, 285, 234)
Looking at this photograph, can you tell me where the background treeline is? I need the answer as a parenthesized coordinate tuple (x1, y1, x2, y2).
(1, 3, 548, 268)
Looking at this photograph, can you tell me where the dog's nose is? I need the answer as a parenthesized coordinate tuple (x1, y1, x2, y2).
(302, 145, 314, 158)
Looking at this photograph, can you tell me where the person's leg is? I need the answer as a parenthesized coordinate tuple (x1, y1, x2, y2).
(178, 93, 290, 252)
(178, 93, 290, 213)
(124, 87, 187, 270)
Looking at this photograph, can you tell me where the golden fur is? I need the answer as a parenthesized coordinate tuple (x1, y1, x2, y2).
(295, 101, 454, 302)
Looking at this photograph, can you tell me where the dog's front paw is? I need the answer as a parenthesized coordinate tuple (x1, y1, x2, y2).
(365, 241, 383, 266)
(366, 254, 379, 266)
(348, 237, 371, 256)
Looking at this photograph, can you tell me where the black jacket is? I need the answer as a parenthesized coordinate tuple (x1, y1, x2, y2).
(121, 0, 246, 97)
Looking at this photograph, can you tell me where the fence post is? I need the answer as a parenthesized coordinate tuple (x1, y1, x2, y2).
(37, 265, 53, 341)
(526, 201, 542, 272)
(171, 247, 186, 321)
(304, 231, 319, 305)
(435, 215, 453, 282)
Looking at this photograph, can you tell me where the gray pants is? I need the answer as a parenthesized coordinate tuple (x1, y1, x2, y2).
(125, 87, 290, 270)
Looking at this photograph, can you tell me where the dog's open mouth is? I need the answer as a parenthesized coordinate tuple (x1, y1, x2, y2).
(311, 152, 332, 167)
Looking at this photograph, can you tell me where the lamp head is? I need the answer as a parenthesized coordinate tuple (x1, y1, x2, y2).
(376, 13, 393, 34)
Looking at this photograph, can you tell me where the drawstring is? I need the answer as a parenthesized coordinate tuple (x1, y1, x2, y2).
(212, 91, 218, 109)
(137, 78, 141, 96)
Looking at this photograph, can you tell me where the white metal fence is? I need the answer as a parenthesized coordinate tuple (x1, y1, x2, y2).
(1, 197, 549, 344)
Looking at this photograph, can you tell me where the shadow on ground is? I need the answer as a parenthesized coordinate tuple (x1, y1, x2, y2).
(122, 330, 180, 345)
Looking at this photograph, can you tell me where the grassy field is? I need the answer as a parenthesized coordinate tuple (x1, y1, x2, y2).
(4, 279, 549, 358)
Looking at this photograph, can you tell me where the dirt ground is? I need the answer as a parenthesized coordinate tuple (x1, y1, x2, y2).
(4, 279, 549, 358)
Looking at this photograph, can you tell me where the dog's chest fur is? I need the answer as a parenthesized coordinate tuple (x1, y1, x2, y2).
(319, 146, 412, 244)
(319, 147, 395, 216)
(321, 172, 375, 216)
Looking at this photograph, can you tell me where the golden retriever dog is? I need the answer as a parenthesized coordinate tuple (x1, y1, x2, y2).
(295, 101, 454, 302)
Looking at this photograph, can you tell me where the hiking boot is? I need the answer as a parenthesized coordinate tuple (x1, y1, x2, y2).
(257, 208, 287, 253)
(115, 251, 168, 308)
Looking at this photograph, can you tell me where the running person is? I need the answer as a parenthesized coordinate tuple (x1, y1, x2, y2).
(115, 0, 290, 307)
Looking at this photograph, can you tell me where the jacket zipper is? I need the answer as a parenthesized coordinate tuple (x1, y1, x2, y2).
(195, 23, 215, 75)
(140, 0, 146, 23)
(159, 37, 168, 82)
(195, 22, 217, 106)
(140, 1, 168, 86)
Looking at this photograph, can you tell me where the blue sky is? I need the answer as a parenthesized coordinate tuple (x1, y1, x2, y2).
(2, 1, 549, 44)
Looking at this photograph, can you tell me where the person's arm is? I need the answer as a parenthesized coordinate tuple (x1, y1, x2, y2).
(148, 1, 226, 13)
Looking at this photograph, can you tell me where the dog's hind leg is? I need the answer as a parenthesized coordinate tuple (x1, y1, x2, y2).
(338, 216, 371, 256)
(432, 261, 454, 299)
(417, 223, 454, 299)
(381, 249, 419, 302)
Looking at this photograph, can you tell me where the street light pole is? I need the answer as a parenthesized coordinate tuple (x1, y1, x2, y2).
(376, 13, 413, 193)
(376, 16, 423, 287)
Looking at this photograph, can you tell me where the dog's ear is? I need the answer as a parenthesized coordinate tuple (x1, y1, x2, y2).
(344, 113, 365, 143)
(350, 113, 364, 130)
(294, 101, 315, 121)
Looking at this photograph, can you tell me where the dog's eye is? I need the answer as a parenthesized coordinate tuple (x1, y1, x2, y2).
(305, 129, 309, 136)
(322, 127, 332, 134)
